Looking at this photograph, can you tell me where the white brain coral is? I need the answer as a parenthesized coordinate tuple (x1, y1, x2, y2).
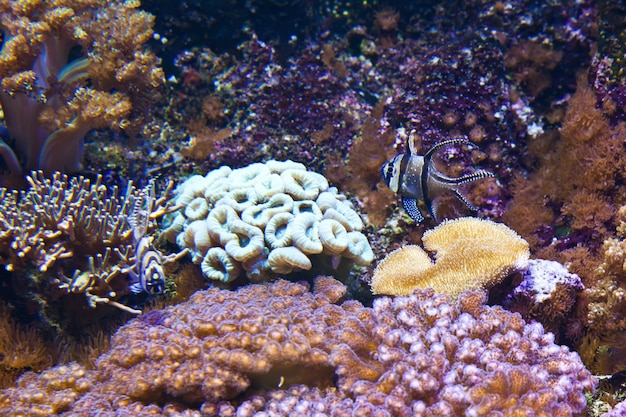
(165, 160, 373, 282)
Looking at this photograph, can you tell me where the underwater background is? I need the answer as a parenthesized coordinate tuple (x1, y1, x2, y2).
(0, 0, 623, 415)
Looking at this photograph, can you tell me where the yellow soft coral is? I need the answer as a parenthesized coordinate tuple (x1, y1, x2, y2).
(371, 217, 530, 298)
(0, 0, 164, 175)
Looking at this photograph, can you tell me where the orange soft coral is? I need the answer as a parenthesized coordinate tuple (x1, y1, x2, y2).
(504, 72, 625, 265)
(344, 99, 399, 226)
(0, 0, 163, 176)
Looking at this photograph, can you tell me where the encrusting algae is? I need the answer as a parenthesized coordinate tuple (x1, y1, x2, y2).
(370, 217, 530, 298)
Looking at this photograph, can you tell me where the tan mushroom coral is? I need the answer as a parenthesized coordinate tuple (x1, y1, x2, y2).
(371, 217, 530, 299)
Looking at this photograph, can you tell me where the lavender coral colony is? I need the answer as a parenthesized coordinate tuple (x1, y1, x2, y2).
(2, 0, 626, 414)
(0, 279, 597, 416)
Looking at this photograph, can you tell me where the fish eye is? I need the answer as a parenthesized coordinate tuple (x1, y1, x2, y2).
(383, 162, 394, 182)
(381, 161, 392, 180)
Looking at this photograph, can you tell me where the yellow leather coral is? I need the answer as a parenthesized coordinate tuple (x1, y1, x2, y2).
(371, 217, 530, 298)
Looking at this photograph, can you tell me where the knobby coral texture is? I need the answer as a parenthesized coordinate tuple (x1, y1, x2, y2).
(0, 0, 163, 177)
(0, 171, 173, 327)
(0, 278, 596, 416)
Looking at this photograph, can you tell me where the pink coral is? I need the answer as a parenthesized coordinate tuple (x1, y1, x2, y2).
(0, 278, 596, 416)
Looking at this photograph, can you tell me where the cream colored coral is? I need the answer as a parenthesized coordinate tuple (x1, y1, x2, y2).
(343, 231, 375, 265)
(265, 212, 294, 249)
(228, 163, 270, 188)
(268, 247, 312, 274)
(266, 159, 306, 173)
(294, 200, 323, 218)
(175, 175, 207, 206)
(201, 247, 241, 282)
(371, 217, 530, 298)
(291, 212, 323, 254)
(184, 197, 209, 220)
(171, 160, 373, 282)
(206, 205, 239, 245)
(204, 165, 232, 182)
(178, 219, 212, 263)
(241, 193, 293, 228)
(318, 219, 348, 255)
(223, 220, 265, 262)
(254, 173, 285, 199)
(281, 169, 329, 200)
(215, 188, 258, 212)
(164, 213, 185, 244)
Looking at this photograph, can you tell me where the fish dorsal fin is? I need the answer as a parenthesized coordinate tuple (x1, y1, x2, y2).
(423, 138, 474, 164)
(407, 132, 419, 155)
(421, 139, 478, 222)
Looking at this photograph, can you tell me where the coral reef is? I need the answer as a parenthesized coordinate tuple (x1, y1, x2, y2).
(0, 171, 175, 330)
(503, 73, 625, 268)
(165, 160, 374, 284)
(501, 72, 626, 376)
(501, 259, 584, 338)
(153, 0, 595, 233)
(0, 0, 163, 177)
(0, 278, 596, 416)
(0, 302, 51, 388)
(371, 217, 530, 298)
(574, 205, 626, 375)
(0, 0, 612, 411)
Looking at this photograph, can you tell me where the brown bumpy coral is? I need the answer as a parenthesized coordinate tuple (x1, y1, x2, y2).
(0, 278, 596, 416)
(578, 205, 626, 374)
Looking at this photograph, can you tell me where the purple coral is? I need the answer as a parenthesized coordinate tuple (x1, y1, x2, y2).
(0, 279, 596, 416)
(502, 259, 584, 338)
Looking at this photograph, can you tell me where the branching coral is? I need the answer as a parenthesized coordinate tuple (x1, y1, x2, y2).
(0, 0, 164, 176)
(371, 217, 530, 298)
(0, 278, 596, 416)
(0, 171, 174, 329)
